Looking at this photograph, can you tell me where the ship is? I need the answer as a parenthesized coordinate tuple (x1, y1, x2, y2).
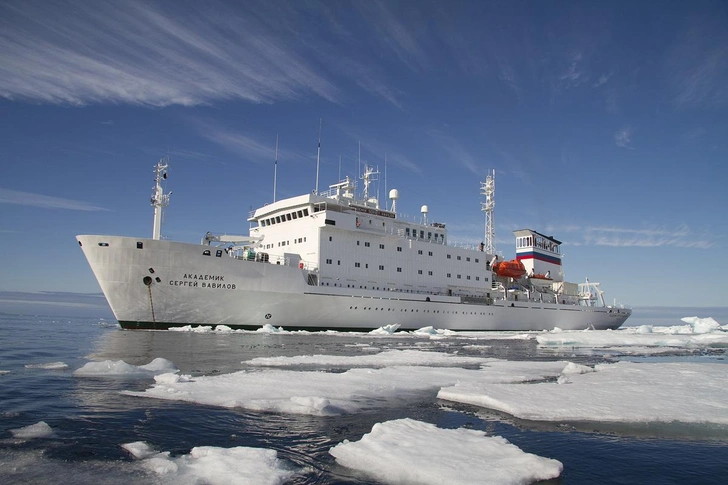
(77, 158, 631, 331)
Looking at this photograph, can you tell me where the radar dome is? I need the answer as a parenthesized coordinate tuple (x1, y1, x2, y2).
(389, 189, 399, 200)
(421, 205, 429, 213)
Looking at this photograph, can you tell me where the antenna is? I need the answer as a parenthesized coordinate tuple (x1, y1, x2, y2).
(151, 157, 171, 240)
(481, 169, 496, 254)
(273, 134, 278, 203)
(315, 118, 322, 195)
(384, 153, 388, 210)
(358, 141, 361, 192)
(338, 155, 342, 182)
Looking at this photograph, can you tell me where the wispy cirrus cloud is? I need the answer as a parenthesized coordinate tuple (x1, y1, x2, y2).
(0, 0, 339, 107)
(614, 127, 634, 149)
(667, 15, 728, 110)
(0, 189, 108, 211)
(562, 225, 715, 249)
(426, 130, 480, 176)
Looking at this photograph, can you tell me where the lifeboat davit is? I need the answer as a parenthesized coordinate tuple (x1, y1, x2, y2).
(492, 259, 526, 279)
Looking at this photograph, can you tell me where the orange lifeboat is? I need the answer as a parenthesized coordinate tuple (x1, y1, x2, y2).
(492, 259, 526, 279)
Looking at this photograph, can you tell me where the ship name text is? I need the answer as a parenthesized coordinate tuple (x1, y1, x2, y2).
(168, 273, 236, 290)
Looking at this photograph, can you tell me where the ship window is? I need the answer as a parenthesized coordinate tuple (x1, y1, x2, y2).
(98, 242, 109, 247)
(466, 257, 470, 262)
(292, 212, 297, 219)
(457, 274, 461, 279)
(357, 240, 360, 246)
(397, 267, 402, 272)
(297, 210, 303, 218)
(276, 216, 281, 223)
(325, 219, 336, 225)
(476, 276, 480, 281)
(418, 250, 423, 255)
(447, 273, 451, 278)
(286, 213, 292, 221)
(467, 275, 471, 280)
(420, 230, 424, 238)
(379, 244, 384, 249)
(397, 247, 402, 252)
(428, 232, 432, 239)
(457, 256, 461, 261)
(203, 250, 211, 256)
(418, 270, 423, 275)
(447, 254, 451, 259)
(155, 277, 161, 283)
(428, 251, 433, 256)
(365, 242, 370, 247)
(475, 258, 479, 263)
(216, 250, 223, 257)
(326, 259, 332, 264)
(355, 262, 361, 267)
(329, 236, 332, 241)
(303, 209, 309, 216)
(365, 264, 369, 268)
(338, 260, 341, 265)
(406, 228, 410, 236)
(379, 265, 384, 270)
(136, 242, 143, 249)
(148, 268, 155, 274)
(428, 271, 433, 276)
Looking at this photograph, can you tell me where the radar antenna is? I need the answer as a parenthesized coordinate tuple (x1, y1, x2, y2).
(151, 157, 171, 240)
(480, 169, 495, 254)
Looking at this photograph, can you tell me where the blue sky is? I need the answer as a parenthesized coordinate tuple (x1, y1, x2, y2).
(0, 0, 726, 313)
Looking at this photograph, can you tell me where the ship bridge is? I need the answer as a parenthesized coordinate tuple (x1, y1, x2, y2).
(514, 229, 563, 282)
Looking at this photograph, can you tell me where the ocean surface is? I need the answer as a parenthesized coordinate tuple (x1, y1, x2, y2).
(1, 310, 727, 484)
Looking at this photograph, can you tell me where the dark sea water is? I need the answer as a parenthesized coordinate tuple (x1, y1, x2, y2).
(1, 312, 727, 484)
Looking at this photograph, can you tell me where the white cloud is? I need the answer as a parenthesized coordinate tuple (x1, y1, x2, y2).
(0, 189, 108, 211)
(0, 1, 339, 107)
(614, 127, 633, 149)
(584, 225, 715, 249)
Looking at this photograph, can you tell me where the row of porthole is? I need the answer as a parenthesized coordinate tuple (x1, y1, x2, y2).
(347, 306, 491, 315)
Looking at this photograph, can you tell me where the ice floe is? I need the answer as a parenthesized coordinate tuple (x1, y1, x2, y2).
(244, 349, 490, 368)
(121, 441, 297, 485)
(24, 362, 69, 370)
(329, 418, 562, 485)
(74, 358, 178, 377)
(124, 351, 580, 416)
(438, 361, 728, 426)
(10, 421, 55, 439)
(536, 323, 728, 349)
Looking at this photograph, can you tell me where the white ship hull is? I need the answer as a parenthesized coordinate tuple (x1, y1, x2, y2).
(77, 235, 630, 331)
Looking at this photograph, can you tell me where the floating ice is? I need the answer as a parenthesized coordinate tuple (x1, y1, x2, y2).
(257, 324, 285, 333)
(125, 353, 577, 416)
(329, 419, 562, 485)
(10, 421, 55, 439)
(244, 349, 490, 368)
(169, 325, 214, 332)
(680, 316, 722, 334)
(369, 323, 401, 334)
(536, 325, 728, 349)
(0, 370, 9, 375)
(74, 357, 178, 377)
(438, 361, 728, 426)
(121, 441, 297, 485)
(24, 362, 69, 370)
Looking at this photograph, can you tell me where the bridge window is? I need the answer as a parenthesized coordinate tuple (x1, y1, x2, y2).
(203, 250, 211, 256)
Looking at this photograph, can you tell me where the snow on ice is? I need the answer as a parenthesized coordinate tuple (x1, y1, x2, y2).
(73, 358, 178, 377)
(10, 421, 55, 439)
(329, 418, 562, 485)
(124, 351, 585, 415)
(121, 441, 297, 485)
(438, 361, 728, 426)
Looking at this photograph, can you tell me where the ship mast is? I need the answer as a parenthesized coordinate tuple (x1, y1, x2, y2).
(151, 157, 171, 240)
(480, 169, 495, 254)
